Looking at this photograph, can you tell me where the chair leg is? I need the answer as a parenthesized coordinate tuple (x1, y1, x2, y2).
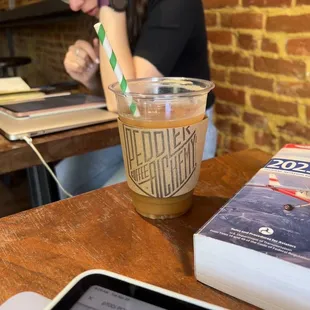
(1, 170, 27, 187)
(2, 67, 9, 77)
(1, 174, 12, 186)
(27, 164, 60, 208)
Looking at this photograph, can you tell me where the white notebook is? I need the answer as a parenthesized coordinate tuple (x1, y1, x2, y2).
(0, 77, 31, 94)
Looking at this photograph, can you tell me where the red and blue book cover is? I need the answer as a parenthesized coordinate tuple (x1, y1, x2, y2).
(198, 144, 310, 268)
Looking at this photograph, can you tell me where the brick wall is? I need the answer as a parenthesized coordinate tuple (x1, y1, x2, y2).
(0, 0, 96, 86)
(0, 30, 8, 57)
(13, 15, 97, 86)
(204, 0, 310, 155)
(0, 0, 8, 56)
(0, 0, 7, 9)
(1, 0, 309, 155)
(15, 0, 40, 6)
(0, 0, 40, 8)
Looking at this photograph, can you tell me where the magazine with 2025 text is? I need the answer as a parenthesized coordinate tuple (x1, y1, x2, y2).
(194, 144, 310, 310)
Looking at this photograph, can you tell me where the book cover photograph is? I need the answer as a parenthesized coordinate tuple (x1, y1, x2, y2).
(199, 144, 310, 268)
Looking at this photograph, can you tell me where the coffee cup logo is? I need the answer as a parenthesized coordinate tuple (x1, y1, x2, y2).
(118, 118, 208, 198)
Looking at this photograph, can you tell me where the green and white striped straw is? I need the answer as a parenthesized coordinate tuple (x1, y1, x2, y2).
(94, 22, 140, 117)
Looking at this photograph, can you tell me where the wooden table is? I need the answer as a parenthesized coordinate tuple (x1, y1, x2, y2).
(0, 121, 120, 174)
(0, 149, 271, 309)
(0, 121, 120, 207)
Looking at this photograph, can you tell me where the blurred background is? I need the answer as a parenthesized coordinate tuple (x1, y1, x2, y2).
(0, 0, 310, 216)
(1, 0, 309, 156)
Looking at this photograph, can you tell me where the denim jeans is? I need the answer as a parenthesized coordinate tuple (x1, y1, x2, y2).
(55, 106, 217, 199)
(203, 105, 218, 160)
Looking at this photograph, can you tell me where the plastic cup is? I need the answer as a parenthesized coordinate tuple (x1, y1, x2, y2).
(109, 77, 214, 219)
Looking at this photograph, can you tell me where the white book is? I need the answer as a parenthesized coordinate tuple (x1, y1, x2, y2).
(194, 144, 310, 310)
(0, 77, 31, 93)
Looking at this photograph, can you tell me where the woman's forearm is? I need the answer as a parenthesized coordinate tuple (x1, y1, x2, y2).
(98, 7, 135, 112)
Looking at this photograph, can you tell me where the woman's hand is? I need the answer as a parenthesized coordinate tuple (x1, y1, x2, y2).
(64, 39, 100, 90)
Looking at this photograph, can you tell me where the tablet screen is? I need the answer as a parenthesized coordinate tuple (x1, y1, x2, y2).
(71, 285, 164, 310)
(49, 273, 213, 310)
(1, 94, 106, 113)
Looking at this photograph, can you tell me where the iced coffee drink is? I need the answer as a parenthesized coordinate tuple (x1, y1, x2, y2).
(109, 78, 214, 219)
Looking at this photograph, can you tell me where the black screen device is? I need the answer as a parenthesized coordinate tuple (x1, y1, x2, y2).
(0, 94, 106, 117)
(44, 270, 225, 310)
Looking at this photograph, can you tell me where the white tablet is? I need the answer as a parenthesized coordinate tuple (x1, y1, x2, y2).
(44, 269, 226, 310)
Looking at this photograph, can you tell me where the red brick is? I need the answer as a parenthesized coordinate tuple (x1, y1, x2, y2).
(214, 86, 246, 105)
(231, 123, 245, 138)
(230, 71, 273, 92)
(203, 0, 239, 9)
(229, 140, 249, 152)
(214, 119, 245, 139)
(0, 2, 7, 9)
(254, 57, 306, 79)
(204, 12, 217, 27)
(215, 118, 231, 132)
(262, 38, 278, 53)
(279, 136, 292, 148)
(208, 31, 233, 45)
(277, 122, 310, 138)
(218, 148, 229, 155)
(217, 134, 224, 148)
(276, 81, 310, 98)
(287, 38, 310, 56)
(211, 68, 226, 82)
(255, 132, 276, 149)
(213, 51, 251, 68)
(243, 0, 291, 7)
(215, 101, 241, 116)
(243, 112, 268, 128)
(238, 34, 257, 50)
(267, 14, 310, 33)
(251, 95, 298, 116)
(297, 0, 310, 4)
(16, 0, 40, 7)
(221, 13, 263, 29)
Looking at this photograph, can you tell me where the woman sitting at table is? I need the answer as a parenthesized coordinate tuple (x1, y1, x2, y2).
(56, 0, 217, 199)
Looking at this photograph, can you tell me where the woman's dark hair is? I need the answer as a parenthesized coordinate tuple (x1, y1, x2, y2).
(127, 0, 148, 47)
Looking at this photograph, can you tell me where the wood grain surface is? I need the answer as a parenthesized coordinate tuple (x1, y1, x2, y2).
(0, 121, 120, 174)
(0, 149, 271, 309)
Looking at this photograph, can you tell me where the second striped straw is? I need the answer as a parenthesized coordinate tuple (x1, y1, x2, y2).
(94, 22, 140, 117)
